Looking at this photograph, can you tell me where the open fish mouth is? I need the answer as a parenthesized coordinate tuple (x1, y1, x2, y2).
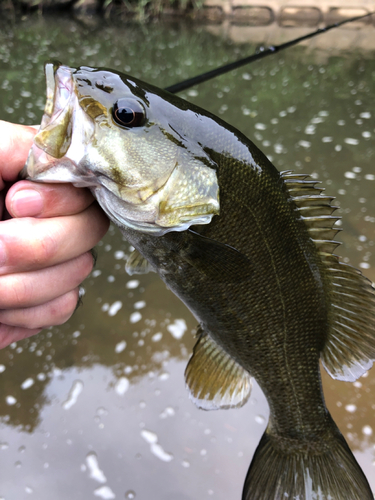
(40, 62, 75, 135)
(20, 61, 96, 187)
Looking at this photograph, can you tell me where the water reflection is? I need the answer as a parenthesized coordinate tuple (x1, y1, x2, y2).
(0, 360, 268, 499)
(0, 13, 374, 498)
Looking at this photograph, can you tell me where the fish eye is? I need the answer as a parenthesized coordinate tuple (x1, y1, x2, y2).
(112, 98, 145, 128)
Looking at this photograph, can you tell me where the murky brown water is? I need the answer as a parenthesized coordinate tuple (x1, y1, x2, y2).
(0, 14, 374, 499)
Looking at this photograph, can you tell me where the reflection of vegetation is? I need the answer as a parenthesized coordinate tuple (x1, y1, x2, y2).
(0, 0, 202, 20)
(322, 368, 375, 454)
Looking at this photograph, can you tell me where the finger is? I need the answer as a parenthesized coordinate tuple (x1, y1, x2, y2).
(0, 202, 109, 275)
(0, 288, 80, 330)
(0, 122, 36, 188)
(0, 251, 94, 309)
(6, 181, 96, 219)
(0, 324, 42, 350)
(0, 191, 4, 222)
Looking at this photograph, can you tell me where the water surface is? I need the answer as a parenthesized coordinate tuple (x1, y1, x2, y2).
(0, 15, 374, 499)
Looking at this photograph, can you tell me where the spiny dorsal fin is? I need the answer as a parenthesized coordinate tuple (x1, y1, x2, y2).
(185, 327, 252, 410)
(281, 170, 375, 381)
(281, 170, 342, 259)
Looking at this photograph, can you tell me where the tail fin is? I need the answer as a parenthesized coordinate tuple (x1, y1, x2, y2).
(242, 427, 373, 500)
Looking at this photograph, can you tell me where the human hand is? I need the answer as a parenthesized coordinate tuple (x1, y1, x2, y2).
(0, 121, 109, 349)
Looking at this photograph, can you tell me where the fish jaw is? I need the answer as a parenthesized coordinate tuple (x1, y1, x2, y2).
(21, 61, 99, 188)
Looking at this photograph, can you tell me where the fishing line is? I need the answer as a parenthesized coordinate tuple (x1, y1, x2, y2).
(165, 11, 375, 94)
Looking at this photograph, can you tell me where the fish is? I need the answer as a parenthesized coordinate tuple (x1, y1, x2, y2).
(21, 61, 375, 500)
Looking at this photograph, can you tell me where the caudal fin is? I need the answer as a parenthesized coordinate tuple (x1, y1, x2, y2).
(242, 427, 373, 500)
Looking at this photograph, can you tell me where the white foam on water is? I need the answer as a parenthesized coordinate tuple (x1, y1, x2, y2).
(86, 452, 107, 483)
(62, 380, 84, 410)
(362, 425, 373, 436)
(134, 300, 146, 309)
(141, 429, 173, 462)
(21, 378, 34, 390)
(167, 319, 187, 339)
(115, 341, 127, 353)
(114, 377, 130, 396)
(126, 280, 139, 289)
(255, 123, 266, 130)
(130, 312, 142, 324)
(108, 301, 122, 317)
(94, 486, 115, 499)
(141, 430, 158, 444)
(160, 407, 175, 419)
(344, 138, 359, 145)
(150, 443, 173, 462)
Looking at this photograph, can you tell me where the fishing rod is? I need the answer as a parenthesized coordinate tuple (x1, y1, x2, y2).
(165, 11, 375, 94)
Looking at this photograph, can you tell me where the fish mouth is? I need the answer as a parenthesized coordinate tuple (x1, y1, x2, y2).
(20, 61, 96, 187)
(40, 61, 75, 132)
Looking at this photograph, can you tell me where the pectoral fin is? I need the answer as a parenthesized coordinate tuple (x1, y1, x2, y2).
(185, 327, 252, 410)
(176, 230, 253, 283)
(125, 249, 155, 275)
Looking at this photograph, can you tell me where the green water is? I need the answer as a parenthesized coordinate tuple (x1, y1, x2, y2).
(0, 15, 374, 499)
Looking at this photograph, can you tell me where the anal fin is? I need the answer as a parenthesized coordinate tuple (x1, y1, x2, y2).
(185, 327, 252, 410)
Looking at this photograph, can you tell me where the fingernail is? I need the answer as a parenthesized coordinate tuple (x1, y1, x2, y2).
(11, 189, 43, 217)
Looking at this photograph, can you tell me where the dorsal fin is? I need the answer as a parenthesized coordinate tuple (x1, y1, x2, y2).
(281, 170, 375, 381)
(281, 170, 342, 255)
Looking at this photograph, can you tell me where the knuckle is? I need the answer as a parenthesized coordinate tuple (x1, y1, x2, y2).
(19, 219, 60, 266)
(47, 289, 80, 326)
(79, 251, 95, 280)
(0, 275, 30, 308)
(30, 231, 59, 265)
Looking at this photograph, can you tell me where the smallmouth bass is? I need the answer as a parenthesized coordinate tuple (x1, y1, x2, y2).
(22, 62, 375, 500)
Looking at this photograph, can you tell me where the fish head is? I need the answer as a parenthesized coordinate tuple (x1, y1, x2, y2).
(22, 61, 220, 235)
